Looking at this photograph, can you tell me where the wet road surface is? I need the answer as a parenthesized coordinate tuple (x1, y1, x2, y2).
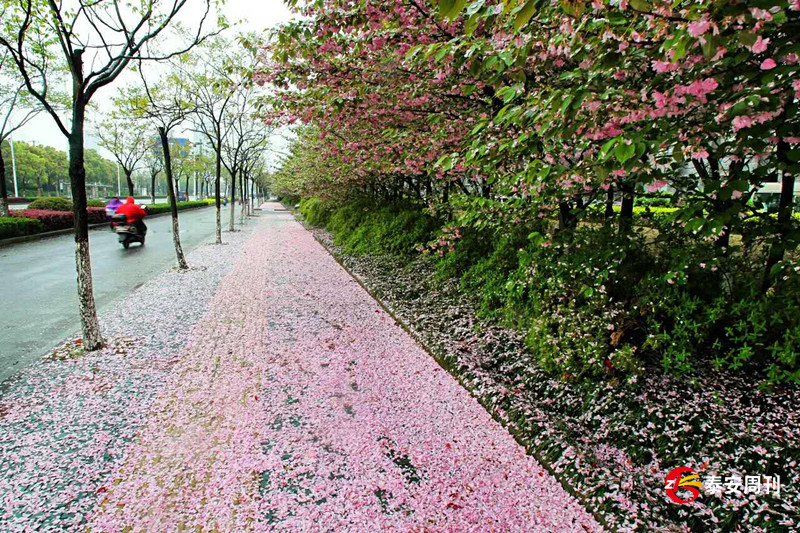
(0, 206, 242, 384)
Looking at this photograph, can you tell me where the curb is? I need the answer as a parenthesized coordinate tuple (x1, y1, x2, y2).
(0, 205, 213, 248)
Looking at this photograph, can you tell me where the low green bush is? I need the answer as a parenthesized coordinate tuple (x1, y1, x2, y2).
(306, 197, 800, 385)
(27, 197, 73, 212)
(0, 216, 44, 239)
(145, 200, 213, 215)
(341, 204, 440, 256)
(438, 219, 800, 384)
(87, 200, 106, 208)
(312, 198, 440, 257)
(299, 197, 333, 226)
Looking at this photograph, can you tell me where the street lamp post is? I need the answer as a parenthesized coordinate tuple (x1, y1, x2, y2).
(9, 133, 19, 197)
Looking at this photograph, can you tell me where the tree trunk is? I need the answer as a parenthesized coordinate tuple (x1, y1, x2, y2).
(619, 182, 635, 234)
(709, 157, 731, 250)
(69, 97, 104, 351)
(229, 168, 237, 232)
(558, 201, 576, 231)
(125, 169, 135, 197)
(605, 186, 615, 221)
(158, 127, 188, 270)
(0, 148, 8, 216)
(239, 172, 246, 225)
(762, 140, 796, 292)
(244, 174, 250, 217)
(150, 171, 157, 204)
(214, 138, 223, 243)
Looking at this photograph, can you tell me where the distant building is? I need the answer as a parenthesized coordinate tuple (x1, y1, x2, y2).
(151, 136, 190, 157)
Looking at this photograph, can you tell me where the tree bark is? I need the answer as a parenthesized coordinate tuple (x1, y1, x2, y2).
(619, 182, 635, 234)
(214, 135, 223, 244)
(605, 186, 615, 221)
(70, 97, 104, 350)
(158, 127, 188, 270)
(762, 140, 796, 292)
(709, 157, 731, 250)
(150, 170, 157, 204)
(239, 172, 246, 225)
(558, 201, 576, 231)
(229, 168, 237, 232)
(125, 169, 135, 197)
(0, 148, 8, 216)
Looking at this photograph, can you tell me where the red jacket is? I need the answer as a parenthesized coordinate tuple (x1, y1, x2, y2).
(116, 197, 147, 223)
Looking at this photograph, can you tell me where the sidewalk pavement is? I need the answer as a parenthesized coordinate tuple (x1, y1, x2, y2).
(4, 203, 602, 532)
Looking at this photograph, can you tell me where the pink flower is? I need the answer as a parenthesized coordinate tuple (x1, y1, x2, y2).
(733, 116, 753, 132)
(732, 190, 743, 200)
(751, 36, 770, 54)
(692, 149, 709, 160)
(646, 180, 668, 193)
(688, 20, 711, 37)
(652, 60, 678, 73)
(761, 58, 777, 70)
(750, 7, 773, 20)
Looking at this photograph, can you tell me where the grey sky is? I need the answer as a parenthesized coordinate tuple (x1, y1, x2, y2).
(12, 0, 293, 160)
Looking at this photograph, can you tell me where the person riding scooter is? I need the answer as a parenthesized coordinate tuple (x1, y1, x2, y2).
(115, 196, 148, 236)
(105, 196, 123, 218)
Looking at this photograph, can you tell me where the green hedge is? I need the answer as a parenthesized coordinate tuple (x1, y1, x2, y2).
(27, 197, 73, 212)
(307, 197, 800, 385)
(145, 199, 215, 215)
(0, 217, 44, 239)
(301, 197, 440, 257)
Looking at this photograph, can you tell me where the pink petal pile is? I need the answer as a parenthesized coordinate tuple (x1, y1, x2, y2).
(89, 204, 602, 532)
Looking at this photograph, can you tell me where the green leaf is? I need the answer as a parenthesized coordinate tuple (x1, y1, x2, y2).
(629, 0, 652, 12)
(614, 142, 636, 164)
(514, 0, 537, 30)
(442, 0, 467, 19)
(787, 149, 800, 162)
(686, 218, 705, 232)
(738, 31, 757, 47)
(465, 0, 485, 15)
(600, 138, 619, 160)
(438, 0, 456, 17)
(465, 13, 480, 35)
(701, 35, 717, 60)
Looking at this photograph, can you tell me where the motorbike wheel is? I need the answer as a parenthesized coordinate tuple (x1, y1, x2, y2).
(122, 239, 131, 249)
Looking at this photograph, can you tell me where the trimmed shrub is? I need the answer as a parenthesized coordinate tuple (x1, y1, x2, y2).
(28, 197, 73, 212)
(11, 209, 73, 232)
(10, 207, 106, 232)
(144, 200, 213, 215)
(0, 217, 44, 239)
(323, 200, 440, 257)
(87, 200, 107, 208)
(299, 197, 333, 226)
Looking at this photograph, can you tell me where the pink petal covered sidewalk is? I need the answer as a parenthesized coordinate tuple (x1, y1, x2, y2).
(89, 204, 602, 532)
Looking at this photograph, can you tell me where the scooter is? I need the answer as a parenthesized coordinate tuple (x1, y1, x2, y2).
(111, 213, 146, 249)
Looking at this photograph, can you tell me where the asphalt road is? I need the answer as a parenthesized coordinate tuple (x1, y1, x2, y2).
(0, 206, 241, 384)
